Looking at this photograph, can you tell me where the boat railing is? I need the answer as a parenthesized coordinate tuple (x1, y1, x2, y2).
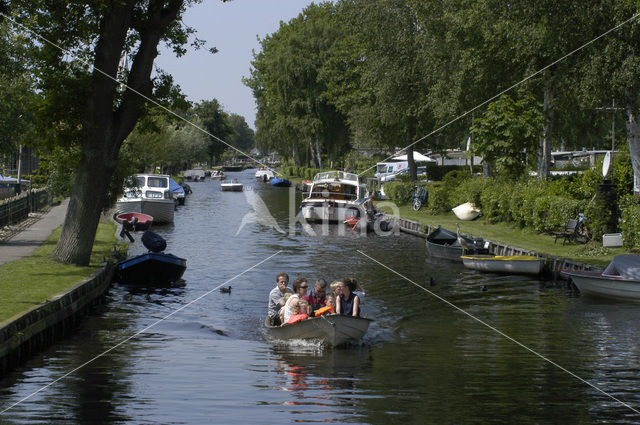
(305, 192, 359, 201)
(313, 171, 359, 183)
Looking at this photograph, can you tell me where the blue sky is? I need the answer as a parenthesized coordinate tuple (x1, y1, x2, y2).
(155, 0, 320, 130)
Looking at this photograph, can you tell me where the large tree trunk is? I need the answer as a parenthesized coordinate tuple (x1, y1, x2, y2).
(537, 73, 553, 180)
(53, 0, 184, 265)
(308, 136, 317, 168)
(626, 102, 640, 196)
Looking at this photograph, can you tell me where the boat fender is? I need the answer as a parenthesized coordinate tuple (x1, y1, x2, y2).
(287, 313, 309, 324)
(314, 306, 335, 316)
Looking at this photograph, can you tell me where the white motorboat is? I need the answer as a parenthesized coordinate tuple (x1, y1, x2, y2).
(184, 169, 206, 181)
(255, 167, 275, 182)
(221, 179, 243, 192)
(461, 254, 544, 275)
(210, 170, 225, 180)
(264, 314, 372, 346)
(299, 171, 366, 222)
(561, 255, 640, 301)
(116, 174, 175, 224)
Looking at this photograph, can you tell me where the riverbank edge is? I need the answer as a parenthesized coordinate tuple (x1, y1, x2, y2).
(388, 215, 600, 275)
(0, 261, 115, 375)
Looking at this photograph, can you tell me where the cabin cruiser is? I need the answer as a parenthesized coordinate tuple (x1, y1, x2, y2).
(115, 173, 175, 224)
(300, 171, 366, 222)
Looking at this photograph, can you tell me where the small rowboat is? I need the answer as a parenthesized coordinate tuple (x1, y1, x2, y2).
(116, 252, 186, 286)
(270, 177, 291, 187)
(264, 314, 372, 347)
(561, 254, 640, 301)
(461, 254, 545, 275)
(114, 212, 154, 231)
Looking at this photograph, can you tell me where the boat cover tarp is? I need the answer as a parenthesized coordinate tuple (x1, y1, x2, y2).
(142, 230, 167, 253)
(602, 254, 640, 280)
(169, 178, 185, 196)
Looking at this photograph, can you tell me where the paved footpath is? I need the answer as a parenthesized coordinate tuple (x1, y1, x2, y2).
(0, 198, 69, 266)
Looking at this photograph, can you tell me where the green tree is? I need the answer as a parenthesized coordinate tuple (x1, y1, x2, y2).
(471, 94, 543, 178)
(192, 99, 233, 164)
(227, 113, 255, 153)
(8, 0, 218, 265)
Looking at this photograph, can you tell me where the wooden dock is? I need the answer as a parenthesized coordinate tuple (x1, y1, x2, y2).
(385, 215, 599, 274)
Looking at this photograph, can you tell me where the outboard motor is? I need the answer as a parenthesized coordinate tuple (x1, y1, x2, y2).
(141, 230, 167, 253)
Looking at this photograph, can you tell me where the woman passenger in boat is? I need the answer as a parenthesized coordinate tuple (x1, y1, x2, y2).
(336, 279, 360, 317)
(282, 277, 309, 323)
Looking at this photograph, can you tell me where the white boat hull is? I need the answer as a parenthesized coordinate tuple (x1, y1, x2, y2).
(461, 255, 544, 275)
(115, 199, 174, 224)
(452, 202, 481, 221)
(300, 201, 361, 223)
(221, 183, 243, 192)
(265, 314, 372, 346)
(563, 271, 640, 301)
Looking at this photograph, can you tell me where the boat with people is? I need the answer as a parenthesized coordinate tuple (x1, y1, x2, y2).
(115, 173, 175, 224)
(210, 170, 225, 179)
(425, 225, 489, 262)
(115, 230, 187, 286)
(270, 177, 291, 187)
(561, 254, 640, 301)
(221, 179, 243, 192)
(299, 171, 367, 222)
(461, 254, 545, 275)
(264, 314, 372, 347)
(255, 167, 275, 182)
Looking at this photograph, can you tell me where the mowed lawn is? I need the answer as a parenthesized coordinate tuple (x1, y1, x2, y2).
(0, 222, 122, 323)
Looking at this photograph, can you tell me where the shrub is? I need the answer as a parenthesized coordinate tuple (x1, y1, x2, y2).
(427, 184, 450, 214)
(383, 181, 414, 205)
(450, 177, 486, 208)
(620, 195, 640, 251)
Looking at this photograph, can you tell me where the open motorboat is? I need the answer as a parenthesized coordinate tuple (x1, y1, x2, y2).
(300, 171, 366, 223)
(561, 254, 640, 301)
(115, 173, 175, 224)
(210, 170, 225, 180)
(255, 167, 275, 182)
(425, 226, 489, 262)
(461, 254, 545, 275)
(264, 314, 372, 347)
(115, 230, 187, 286)
(221, 179, 243, 192)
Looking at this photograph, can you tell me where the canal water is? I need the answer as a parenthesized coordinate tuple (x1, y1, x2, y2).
(2, 169, 640, 424)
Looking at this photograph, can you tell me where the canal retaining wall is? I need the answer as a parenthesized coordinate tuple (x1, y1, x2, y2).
(387, 215, 599, 274)
(0, 263, 114, 375)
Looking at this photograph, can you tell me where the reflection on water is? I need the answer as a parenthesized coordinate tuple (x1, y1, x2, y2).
(1, 169, 640, 423)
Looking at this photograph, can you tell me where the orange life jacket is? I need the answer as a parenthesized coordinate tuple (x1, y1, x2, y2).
(314, 306, 335, 317)
(288, 313, 308, 324)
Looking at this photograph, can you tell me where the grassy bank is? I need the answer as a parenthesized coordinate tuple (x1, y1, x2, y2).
(0, 222, 123, 323)
(388, 205, 627, 268)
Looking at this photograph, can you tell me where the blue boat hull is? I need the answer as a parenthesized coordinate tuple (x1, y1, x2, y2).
(116, 252, 187, 285)
(270, 178, 291, 187)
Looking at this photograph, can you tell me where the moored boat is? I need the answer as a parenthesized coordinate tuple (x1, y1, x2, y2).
(169, 177, 186, 205)
(115, 173, 175, 224)
(299, 171, 366, 223)
(115, 230, 186, 286)
(255, 168, 275, 182)
(210, 170, 225, 179)
(425, 226, 488, 262)
(561, 254, 640, 301)
(270, 177, 291, 187)
(461, 254, 544, 275)
(184, 169, 206, 181)
(264, 314, 372, 347)
(114, 212, 154, 232)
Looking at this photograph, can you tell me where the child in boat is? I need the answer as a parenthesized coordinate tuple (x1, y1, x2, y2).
(314, 293, 336, 316)
(287, 299, 309, 325)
